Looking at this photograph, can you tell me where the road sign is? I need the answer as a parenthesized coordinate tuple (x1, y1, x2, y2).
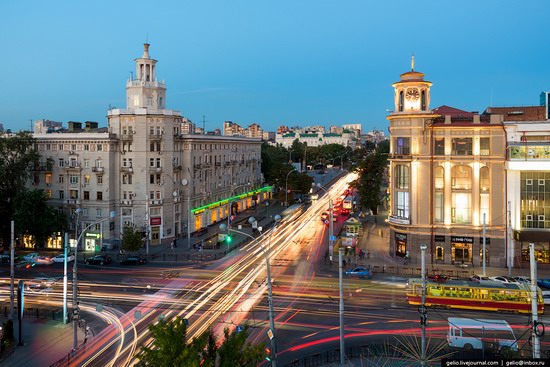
(236, 325, 244, 333)
(267, 329, 274, 340)
(329, 235, 336, 241)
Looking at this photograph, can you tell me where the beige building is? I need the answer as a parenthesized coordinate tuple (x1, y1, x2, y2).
(387, 65, 508, 267)
(30, 44, 266, 251)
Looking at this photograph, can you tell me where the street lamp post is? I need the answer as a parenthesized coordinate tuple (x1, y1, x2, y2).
(285, 168, 297, 207)
(314, 182, 343, 366)
(420, 244, 428, 366)
(72, 211, 116, 350)
(219, 215, 281, 367)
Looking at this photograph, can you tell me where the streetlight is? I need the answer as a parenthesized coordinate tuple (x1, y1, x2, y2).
(285, 168, 297, 207)
(219, 215, 281, 367)
(314, 182, 343, 366)
(72, 210, 116, 350)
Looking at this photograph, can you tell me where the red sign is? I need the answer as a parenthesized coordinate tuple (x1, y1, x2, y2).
(150, 217, 161, 226)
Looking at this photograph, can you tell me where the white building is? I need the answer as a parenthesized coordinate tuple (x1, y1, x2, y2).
(275, 130, 357, 149)
(30, 44, 266, 251)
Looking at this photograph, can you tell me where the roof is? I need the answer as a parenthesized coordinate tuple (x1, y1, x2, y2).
(484, 106, 546, 121)
(432, 105, 475, 117)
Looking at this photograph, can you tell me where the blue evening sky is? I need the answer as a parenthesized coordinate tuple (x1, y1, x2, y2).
(1, 0, 549, 133)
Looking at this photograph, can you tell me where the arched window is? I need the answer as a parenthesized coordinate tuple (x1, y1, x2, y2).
(399, 91, 404, 112)
(451, 165, 472, 224)
(421, 90, 426, 111)
(480, 166, 490, 222)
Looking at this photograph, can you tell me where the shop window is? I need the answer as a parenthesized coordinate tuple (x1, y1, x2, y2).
(436, 246, 444, 260)
(521, 242, 550, 264)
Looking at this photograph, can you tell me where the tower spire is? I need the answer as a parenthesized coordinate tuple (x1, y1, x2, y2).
(411, 53, 415, 71)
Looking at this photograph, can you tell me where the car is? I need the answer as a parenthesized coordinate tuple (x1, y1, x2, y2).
(514, 276, 531, 284)
(33, 256, 54, 265)
(345, 266, 372, 279)
(489, 276, 520, 284)
(22, 252, 40, 261)
(469, 274, 490, 282)
(427, 274, 448, 283)
(543, 291, 550, 305)
(120, 256, 146, 265)
(52, 253, 75, 263)
(537, 279, 550, 289)
(85, 255, 112, 266)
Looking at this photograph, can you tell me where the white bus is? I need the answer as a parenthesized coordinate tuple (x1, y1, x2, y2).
(447, 317, 518, 352)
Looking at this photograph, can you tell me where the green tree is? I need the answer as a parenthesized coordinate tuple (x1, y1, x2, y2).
(0, 132, 40, 248)
(351, 140, 389, 215)
(12, 189, 66, 249)
(216, 325, 265, 367)
(121, 224, 144, 253)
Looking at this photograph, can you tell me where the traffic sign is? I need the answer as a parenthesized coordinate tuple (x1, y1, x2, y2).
(236, 325, 244, 333)
(329, 235, 336, 241)
(267, 329, 274, 340)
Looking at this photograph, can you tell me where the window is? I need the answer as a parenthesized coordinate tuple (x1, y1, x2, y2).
(84, 144, 90, 151)
(434, 166, 444, 190)
(58, 175, 64, 183)
(399, 91, 404, 112)
(452, 193, 472, 224)
(97, 192, 103, 201)
(395, 137, 410, 155)
(396, 191, 409, 219)
(69, 175, 79, 185)
(452, 138, 473, 156)
(451, 165, 472, 190)
(435, 192, 444, 223)
(84, 191, 90, 200)
(58, 158, 64, 167)
(436, 246, 444, 260)
(434, 138, 445, 155)
(421, 90, 426, 111)
(480, 138, 490, 156)
(69, 190, 78, 199)
(97, 144, 103, 151)
(83, 159, 89, 168)
(59, 190, 64, 199)
(480, 166, 490, 223)
(45, 173, 52, 185)
(521, 172, 550, 229)
(96, 208, 102, 217)
(97, 176, 103, 185)
(395, 165, 409, 189)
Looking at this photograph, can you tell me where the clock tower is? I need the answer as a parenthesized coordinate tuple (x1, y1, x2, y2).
(392, 56, 432, 113)
(126, 43, 167, 110)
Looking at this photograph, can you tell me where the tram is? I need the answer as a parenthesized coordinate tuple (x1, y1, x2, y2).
(406, 278, 544, 314)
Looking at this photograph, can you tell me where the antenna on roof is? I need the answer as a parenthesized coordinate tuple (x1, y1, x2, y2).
(146, 33, 148, 44)
(411, 53, 415, 71)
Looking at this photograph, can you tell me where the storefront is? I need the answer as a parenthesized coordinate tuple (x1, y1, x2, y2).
(451, 236, 473, 264)
(395, 232, 407, 257)
(516, 230, 550, 264)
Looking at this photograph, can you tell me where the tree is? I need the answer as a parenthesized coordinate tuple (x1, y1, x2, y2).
(12, 189, 66, 249)
(0, 132, 40, 248)
(217, 325, 265, 367)
(121, 224, 144, 253)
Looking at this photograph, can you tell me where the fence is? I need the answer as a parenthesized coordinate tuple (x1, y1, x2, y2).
(2, 306, 64, 321)
(370, 265, 473, 278)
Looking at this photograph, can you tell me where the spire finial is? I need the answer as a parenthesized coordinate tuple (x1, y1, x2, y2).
(143, 42, 150, 59)
(411, 53, 415, 71)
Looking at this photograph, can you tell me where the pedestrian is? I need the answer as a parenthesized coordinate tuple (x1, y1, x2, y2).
(343, 259, 347, 268)
(172, 239, 177, 249)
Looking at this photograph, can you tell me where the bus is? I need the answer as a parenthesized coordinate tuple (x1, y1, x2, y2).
(281, 203, 305, 223)
(406, 278, 544, 314)
(342, 196, 354, 214)
(447, 317, 518, 351)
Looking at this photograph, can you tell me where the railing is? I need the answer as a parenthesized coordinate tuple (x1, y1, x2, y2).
(92, 167, 104, 173)
(120, 133, 133, 140)
(508, 145, 550, 160)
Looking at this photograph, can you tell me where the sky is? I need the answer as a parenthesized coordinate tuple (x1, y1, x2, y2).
(2, 1, 550, 133)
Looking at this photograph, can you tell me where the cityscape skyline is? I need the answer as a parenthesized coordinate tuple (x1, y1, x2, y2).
(2, 1, 550, 133)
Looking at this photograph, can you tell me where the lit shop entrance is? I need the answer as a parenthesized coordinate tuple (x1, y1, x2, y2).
(451, 236, 473, 264)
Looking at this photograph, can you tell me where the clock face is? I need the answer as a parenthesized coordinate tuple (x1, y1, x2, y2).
(406, 88, 420, 101)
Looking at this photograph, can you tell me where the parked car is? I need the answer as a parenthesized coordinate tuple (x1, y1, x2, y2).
(489, 276, 520, 284)
(345, 266, 372, 279)
(120, 256, 146, 265)
(85, 255, 112, 266)
(22, 252, 40, 261)
(469, 274, 490, 282)
(514, 276, 531, 284)
(52, 253, 75, 263)
(537, 279, 550, 289)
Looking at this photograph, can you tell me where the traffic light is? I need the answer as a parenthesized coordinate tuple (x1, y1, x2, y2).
(264, 346, 271, 361)
(226, 234, 233, 244)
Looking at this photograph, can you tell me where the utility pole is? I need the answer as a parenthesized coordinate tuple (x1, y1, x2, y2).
(529, 243, 541, 358)
(507, 201, 513, 277)
(420, 244, 428, 367)
(10, 221, 14, 321)
(482, 213, 486, 276)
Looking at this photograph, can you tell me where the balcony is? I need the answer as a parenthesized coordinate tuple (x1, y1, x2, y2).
(63, 162, 82, 170)
(149, 133, 163, 141)
(30, 162, 53, 172)
(194, 164, 202, 169)
(174, 196, 181, 203)
(92, 167, 104, 174)
(388, 215, 410, 225)
(120, 133, 133, 141)
(121, 166, 133, 173)
(173, 164, 182, 171)
(149, 199, 163, 206)
(120, 199, 133, 205)
(66, 199, 80, 205)
(148, 166, 163, 173)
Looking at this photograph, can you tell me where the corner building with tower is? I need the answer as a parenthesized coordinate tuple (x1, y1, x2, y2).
(387, 62, 509, 267)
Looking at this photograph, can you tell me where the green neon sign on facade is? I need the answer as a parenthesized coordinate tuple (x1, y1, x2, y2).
(191, 186, 272, 215)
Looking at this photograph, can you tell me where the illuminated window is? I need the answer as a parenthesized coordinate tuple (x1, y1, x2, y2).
(436, 246, 444, 260)
(434, 138, 445, 155)
(452, 138, 472, 156)
(480, 138, 490, 156)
